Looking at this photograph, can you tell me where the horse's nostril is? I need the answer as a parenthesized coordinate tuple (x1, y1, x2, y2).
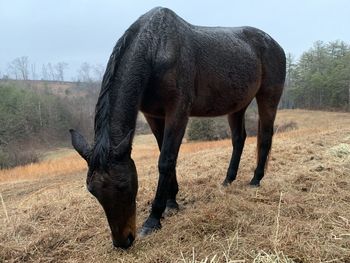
(112, 239, 118, 248)
(112, 234, 135, 249)
(127, 233, 135, 246)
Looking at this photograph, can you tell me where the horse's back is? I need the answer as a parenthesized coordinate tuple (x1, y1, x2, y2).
(138, 8, 285, 117)
(188, 25, 285, 116)
(191, 25, 285, 82)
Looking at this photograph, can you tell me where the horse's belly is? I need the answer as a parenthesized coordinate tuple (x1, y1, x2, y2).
(190, 52, 262, 116)
(190, 98, 251, 117)
(190, 80, 260, 117)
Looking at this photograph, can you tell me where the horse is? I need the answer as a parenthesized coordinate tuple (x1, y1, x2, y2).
(69, 7, 286, 249)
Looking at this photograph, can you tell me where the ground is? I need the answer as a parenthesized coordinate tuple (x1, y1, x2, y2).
(0, 110, 350, 263)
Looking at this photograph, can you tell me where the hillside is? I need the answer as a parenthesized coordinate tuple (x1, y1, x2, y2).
(0, 79, 99, 98)
(0, 110, 350, 262)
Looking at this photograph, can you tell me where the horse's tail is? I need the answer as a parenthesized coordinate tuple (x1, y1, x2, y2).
(91, 25, 138, 169)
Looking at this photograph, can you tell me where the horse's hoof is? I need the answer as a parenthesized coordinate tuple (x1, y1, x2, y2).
(222, 178, 233, 187)
(163, 200, 179, 217)
(139, 217, 161, 238)
(166, 199, 179, 209)
(249, 179, 261, 187)
(139, 227, 158, 238)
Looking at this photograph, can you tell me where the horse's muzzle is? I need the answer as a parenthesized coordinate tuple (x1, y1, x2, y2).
(113, 233, 135, 249)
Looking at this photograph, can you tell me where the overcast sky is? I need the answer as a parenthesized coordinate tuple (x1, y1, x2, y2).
(1, 0, 349, 80)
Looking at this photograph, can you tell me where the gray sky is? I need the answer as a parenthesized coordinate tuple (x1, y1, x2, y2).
(1, 0, 349, 80)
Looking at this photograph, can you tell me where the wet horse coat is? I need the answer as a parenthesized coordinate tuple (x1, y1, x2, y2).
(70, 7, 286, 248)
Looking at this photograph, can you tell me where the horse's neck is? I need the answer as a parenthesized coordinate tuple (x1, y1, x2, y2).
(109, 92, 138, 147)
(109, 62, 149, 147)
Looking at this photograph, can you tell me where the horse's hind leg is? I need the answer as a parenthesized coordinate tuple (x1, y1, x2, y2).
(144, 115, 179, 214)
(250, 85, 283, 186)
(222, 107, 247, 186)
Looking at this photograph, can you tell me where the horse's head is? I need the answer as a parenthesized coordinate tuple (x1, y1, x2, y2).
(69, 129, 138, 249)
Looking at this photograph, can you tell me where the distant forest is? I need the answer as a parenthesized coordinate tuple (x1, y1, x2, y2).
(0, 81, 98, 168)
(0, 40, 349, 168)
(281, 40, 350, 110)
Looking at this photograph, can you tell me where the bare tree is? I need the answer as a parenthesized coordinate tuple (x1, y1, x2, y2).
(42, 64, 49, 80)
(78, 62, 92, 82)
(15, 56, 29, 80)
(47, 63, 55, 80)
(31, 63, 37, 80)
(19, 56, 29, 80)
(54, 62, 68, 82)
(93, 64, 105, 82)
(2, 73, 9, 80)
(7, 63, 18, 79)
(7, 56, 29, 80)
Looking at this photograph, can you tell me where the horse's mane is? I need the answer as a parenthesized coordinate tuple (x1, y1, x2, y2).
(90, 27, 137, 170)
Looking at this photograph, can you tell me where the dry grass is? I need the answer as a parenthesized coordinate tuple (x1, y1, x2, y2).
(1, 110, 350, 262)
(0, 153, 86, 184)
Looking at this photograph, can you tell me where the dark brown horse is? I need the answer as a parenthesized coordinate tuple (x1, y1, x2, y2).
(70, 7, 286, 249)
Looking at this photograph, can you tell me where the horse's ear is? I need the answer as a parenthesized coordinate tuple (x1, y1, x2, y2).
(112, 130, 134, 158)
(69, 129, 91, 163)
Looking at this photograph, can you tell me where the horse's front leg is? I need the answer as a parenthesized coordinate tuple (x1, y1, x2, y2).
(144, 115, 180, 215)
(140, 111, 189, 236)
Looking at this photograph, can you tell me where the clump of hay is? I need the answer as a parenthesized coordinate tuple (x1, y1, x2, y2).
(253, 251, 296, 263)
(329, 143, 350, 158)
(275, 121, 298, 134)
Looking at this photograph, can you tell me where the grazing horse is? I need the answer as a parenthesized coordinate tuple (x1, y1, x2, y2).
(70, 7, 286, 249)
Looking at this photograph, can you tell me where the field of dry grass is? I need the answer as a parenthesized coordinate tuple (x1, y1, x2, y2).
(1, 109, 350, 262)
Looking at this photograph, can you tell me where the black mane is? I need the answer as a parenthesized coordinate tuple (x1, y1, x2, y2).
(90, 7, 165, 170)
(91, 27, 137, 170)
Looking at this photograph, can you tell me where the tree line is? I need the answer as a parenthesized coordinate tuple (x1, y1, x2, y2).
(281, 40, 350, 110)
(0, 83, 77, 167)
(2, 56, 105, 83)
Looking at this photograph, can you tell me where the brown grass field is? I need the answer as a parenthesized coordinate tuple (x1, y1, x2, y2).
(1, 109, 350, 262)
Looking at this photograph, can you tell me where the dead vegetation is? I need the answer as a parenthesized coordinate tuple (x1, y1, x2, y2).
(1, 110, 350, 262)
